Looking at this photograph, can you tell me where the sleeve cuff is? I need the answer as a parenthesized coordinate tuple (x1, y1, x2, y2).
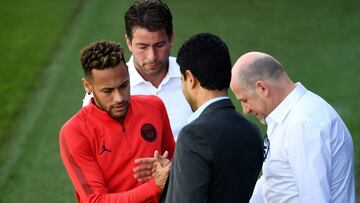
(145, 178, 162, 196)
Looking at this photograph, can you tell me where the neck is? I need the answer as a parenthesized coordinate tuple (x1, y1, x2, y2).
(193, 89, 228, 111)
(135, 63, 169, 88)
(272, 77, 296, 109)
(144, 72, 167, 88)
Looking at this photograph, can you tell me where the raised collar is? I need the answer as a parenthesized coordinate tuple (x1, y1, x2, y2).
(266, 82, 307, 125)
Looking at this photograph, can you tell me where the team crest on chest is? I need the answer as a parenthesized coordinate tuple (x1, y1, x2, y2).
(140, 123, 157, 142)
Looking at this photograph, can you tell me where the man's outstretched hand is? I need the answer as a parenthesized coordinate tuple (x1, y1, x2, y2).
(134, 151, 171, 189)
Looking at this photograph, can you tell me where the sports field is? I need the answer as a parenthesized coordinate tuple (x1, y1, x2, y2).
(0, 0, 359, 202)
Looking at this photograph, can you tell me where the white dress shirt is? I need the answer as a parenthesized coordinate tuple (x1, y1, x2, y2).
(82, 56, 192, 141)
(187, 96, 229, 124)
(250, 83, 354, 203)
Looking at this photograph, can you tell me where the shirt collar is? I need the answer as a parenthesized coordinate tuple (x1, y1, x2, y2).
(127, 55, 181, 88)
(127, 55, 145, 87)
(187, 96, 229, 123)
(167, 56, 181, 78)
(266, 82, 307, 125)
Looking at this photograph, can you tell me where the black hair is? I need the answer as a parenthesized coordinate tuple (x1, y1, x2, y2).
(177, 33, 231, 91)
(125, 0, 173, 40)
(80, 40, 125, 77)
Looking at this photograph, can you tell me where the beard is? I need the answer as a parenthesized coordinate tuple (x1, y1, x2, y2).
(108, 101, 129, 122)
(92, 92, 130, 123)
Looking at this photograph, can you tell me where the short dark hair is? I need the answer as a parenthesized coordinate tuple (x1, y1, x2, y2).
(80, 40, 126, 78)
(125, 0, 173, 40)
(177, 33, 231, 91)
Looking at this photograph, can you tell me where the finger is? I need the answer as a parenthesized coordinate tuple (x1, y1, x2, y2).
(133, 163, 154, 172)
(137, 177, 149, 183)
(134, 170, 152, 178)
(137, 176, 151, 183)
(154, 150, 160, 159)
(134, 157, 155, 164)
(161, 151, 169, 159)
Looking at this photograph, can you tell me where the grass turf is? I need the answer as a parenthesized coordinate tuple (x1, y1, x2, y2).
(0, 0, 82, 145)
(0, 0, 358, 202)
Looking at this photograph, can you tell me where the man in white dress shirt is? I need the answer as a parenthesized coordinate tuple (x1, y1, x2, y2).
(230, 51, 355, 203)
(83, 0, 192, 140)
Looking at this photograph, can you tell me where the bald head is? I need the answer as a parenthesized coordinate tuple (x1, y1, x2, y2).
(231, 52, 295, 122)
(231, 52, 285, 91)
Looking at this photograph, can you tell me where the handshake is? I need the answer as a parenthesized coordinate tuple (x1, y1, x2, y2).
(133, 151, 171, 190)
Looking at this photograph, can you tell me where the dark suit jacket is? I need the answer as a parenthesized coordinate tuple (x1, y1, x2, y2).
(162, 99, 263, 203)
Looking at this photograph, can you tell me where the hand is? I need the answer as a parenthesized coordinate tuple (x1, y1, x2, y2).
(154, 150, 171, 167)
(153, 159, 171, 190)
(133, 151, 170, 183)
(133, 157, 154, 183)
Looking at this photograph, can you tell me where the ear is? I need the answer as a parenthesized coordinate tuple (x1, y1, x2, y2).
(125, 34, 133, 52)
(255, 80, 269, 97)
(82, 78, 92, 94)
(169, 32, 174, 48)
(185, 70, 197, 89)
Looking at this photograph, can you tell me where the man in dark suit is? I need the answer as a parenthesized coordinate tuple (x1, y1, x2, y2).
(160, 33, 264, 203)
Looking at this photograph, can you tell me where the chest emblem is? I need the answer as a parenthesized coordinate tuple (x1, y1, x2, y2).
(141, 123, 157, 142)
(99, 141, 112, 155)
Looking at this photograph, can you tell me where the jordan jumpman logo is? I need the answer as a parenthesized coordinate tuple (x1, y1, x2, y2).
(99, 141, 112, 155)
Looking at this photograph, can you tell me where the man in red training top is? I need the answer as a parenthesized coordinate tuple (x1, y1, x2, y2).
(59, 40, 175, 203)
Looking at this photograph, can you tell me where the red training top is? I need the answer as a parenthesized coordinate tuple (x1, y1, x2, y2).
(60, 95, 175, 203)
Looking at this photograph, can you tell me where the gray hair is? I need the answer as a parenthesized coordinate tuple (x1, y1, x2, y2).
(238, 55, 285, 90)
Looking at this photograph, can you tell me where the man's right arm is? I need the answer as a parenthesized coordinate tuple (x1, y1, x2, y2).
(59, 124, 162, 203)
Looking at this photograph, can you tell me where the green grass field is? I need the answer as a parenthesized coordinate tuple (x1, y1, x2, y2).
(0, 0, 359, 202)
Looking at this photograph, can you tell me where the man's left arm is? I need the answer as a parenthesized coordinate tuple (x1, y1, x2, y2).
(286, 121, 331, 202)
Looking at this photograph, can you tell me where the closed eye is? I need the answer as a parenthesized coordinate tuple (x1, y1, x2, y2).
(120, 81, 129, 88)
(155, 42, 165, 48)
(101, 88, 113, 93)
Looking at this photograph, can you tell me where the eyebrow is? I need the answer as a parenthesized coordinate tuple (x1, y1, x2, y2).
(135, 42, 148, 46)
(99, 80, 129, 91)
(100, 87, 113, 91)
(135, 40, 167, 46)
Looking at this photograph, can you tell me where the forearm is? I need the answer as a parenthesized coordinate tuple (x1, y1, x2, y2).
(83, 179, 161, 203)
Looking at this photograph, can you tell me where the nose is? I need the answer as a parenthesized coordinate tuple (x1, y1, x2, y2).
(241, 102, 251, 115)
(113, 89, 124, 103)
(147, 47, 157, 62)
